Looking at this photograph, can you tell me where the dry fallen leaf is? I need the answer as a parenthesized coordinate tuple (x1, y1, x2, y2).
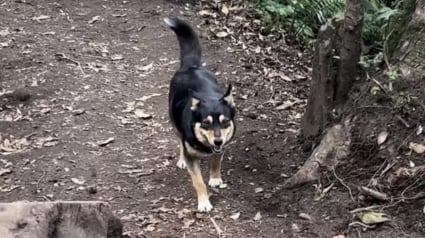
(275, 101, 296, 111)
(221, 4, 229, 15)
(111, 54, 124, 61)
(0, 185, 19, 192)
(136, 62, 153, 72)
(409, 142, 425, 154)
(357, 211, 390, 224)
(0, 28, 10, 37)
(88, 16, 100, 24)
(137, 93, 161, 102)
(230, 212, 240, 220)
(144, 224, 156, 232)
(299, 213, 313, 221)
(254, 187, 264, 193)
(97, 137, 115, 146)
(198, 10, 217, 18)
(33, 15, 51, 21)
(0, 40, 11, 48)
(122, 101, 138, 113)
(377, 131, 389, 145)
(216, 31, 229, 38)
(416, 125, 423, 135)
(134, 109, 152, 119)
(0, 137, 29, 154)
(71, 177, 86, 185)
(35, 136, 59, 147)
(0, 168, 12, 176)
(253, 212, 262, 221)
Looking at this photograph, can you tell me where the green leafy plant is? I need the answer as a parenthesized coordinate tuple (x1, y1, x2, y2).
(253, 0, 399, 46)
(359, 52, 384, 71)
(255, 0, 345, 44)
(386, 68, 399, 91)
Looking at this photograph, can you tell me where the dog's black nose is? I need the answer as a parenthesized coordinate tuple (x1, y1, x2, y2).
(214, 139, 223, 147)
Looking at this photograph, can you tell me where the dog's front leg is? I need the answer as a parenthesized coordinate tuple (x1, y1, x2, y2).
(209, 153, 224, 187)
(186, 158, 212, 212)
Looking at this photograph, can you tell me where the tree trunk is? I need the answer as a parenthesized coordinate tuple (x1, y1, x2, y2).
(287, 0, 424, 189)
(390, 0, 425, 80)
(0, 201, 123, 238)
(301, 0, 364, 138)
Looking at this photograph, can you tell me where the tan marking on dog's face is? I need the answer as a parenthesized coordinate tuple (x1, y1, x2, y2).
(194, 114, 235, 150)
(194, 122, 214, 146)
(219, 115, 227, 123)
(221, 120, 235, 143)
(185, 141, 211, 157)
(218, 114, 234, 144)
(204, 115, 213, 124)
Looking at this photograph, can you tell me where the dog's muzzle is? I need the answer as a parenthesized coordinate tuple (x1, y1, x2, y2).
(212, 145, 223, 154)
(212, 138, 224, 153)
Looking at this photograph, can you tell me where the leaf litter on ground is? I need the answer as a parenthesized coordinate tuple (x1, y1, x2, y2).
(0, 136, 30, 155)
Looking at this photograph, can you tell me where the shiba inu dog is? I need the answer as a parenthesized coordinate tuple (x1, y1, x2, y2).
(164, 17, 236, 212)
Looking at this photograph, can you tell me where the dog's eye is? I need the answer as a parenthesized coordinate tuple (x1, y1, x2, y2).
(221, 119, 231, 127)
(201, 119, 212, 128)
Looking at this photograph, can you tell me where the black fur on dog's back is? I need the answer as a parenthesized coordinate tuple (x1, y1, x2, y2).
(165, 17, 235, 153)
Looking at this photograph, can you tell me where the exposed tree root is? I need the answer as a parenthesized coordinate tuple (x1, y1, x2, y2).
(283, 119, 351, 189)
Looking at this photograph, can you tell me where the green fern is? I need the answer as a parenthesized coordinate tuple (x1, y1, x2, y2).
(254, 0, 399, 46)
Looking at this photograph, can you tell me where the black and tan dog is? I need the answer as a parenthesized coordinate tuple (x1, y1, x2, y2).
(164, 17, 236, 212)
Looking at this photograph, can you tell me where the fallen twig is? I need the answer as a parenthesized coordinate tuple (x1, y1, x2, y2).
(209, 217, 223, 237)
(349, 205, 383, 214)
(55, 53, 86, 75)
(360, 186, 390, 201)
(395, 115, 410, 128)
(36, 171, 47, 193)
(349, 221, 376, 229)
(118, 169, 155, 177)
(333, 168, 355, 202)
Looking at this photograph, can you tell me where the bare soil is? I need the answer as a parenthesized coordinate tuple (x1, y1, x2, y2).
(0, 0, 423, 237)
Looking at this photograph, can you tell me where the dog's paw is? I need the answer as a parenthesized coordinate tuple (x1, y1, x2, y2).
(208, 178, 223, 188)
(197, 198, 213, 212)
(176, 159, 187, 169)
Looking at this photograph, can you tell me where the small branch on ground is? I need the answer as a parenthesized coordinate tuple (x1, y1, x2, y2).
(359, 186, 390, 201)
(333, 168, 355, 202)
(209, 217, 223, 237)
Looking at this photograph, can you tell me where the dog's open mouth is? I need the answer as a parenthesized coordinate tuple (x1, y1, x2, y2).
(212, 146, 223, 153)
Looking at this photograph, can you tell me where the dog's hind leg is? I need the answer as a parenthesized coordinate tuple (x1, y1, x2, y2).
(176, 139, 187, 169)
(208, 153, 224, 187)
(187, 158, 212, 212)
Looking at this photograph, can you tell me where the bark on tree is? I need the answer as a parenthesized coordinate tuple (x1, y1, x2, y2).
(301, 0, 364, 138)
(0, 201, 123, 238)
(390, 0, 425, 80)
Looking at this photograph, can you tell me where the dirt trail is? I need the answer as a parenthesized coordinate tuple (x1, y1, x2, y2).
(0, 0, 423, 238)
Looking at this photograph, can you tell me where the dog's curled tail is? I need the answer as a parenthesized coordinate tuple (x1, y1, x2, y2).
(164, 17, 202, 70)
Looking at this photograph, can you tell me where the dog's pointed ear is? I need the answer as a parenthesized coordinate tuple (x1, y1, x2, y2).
(189, 89, 201, 111)
(220, 84, 235, 107)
